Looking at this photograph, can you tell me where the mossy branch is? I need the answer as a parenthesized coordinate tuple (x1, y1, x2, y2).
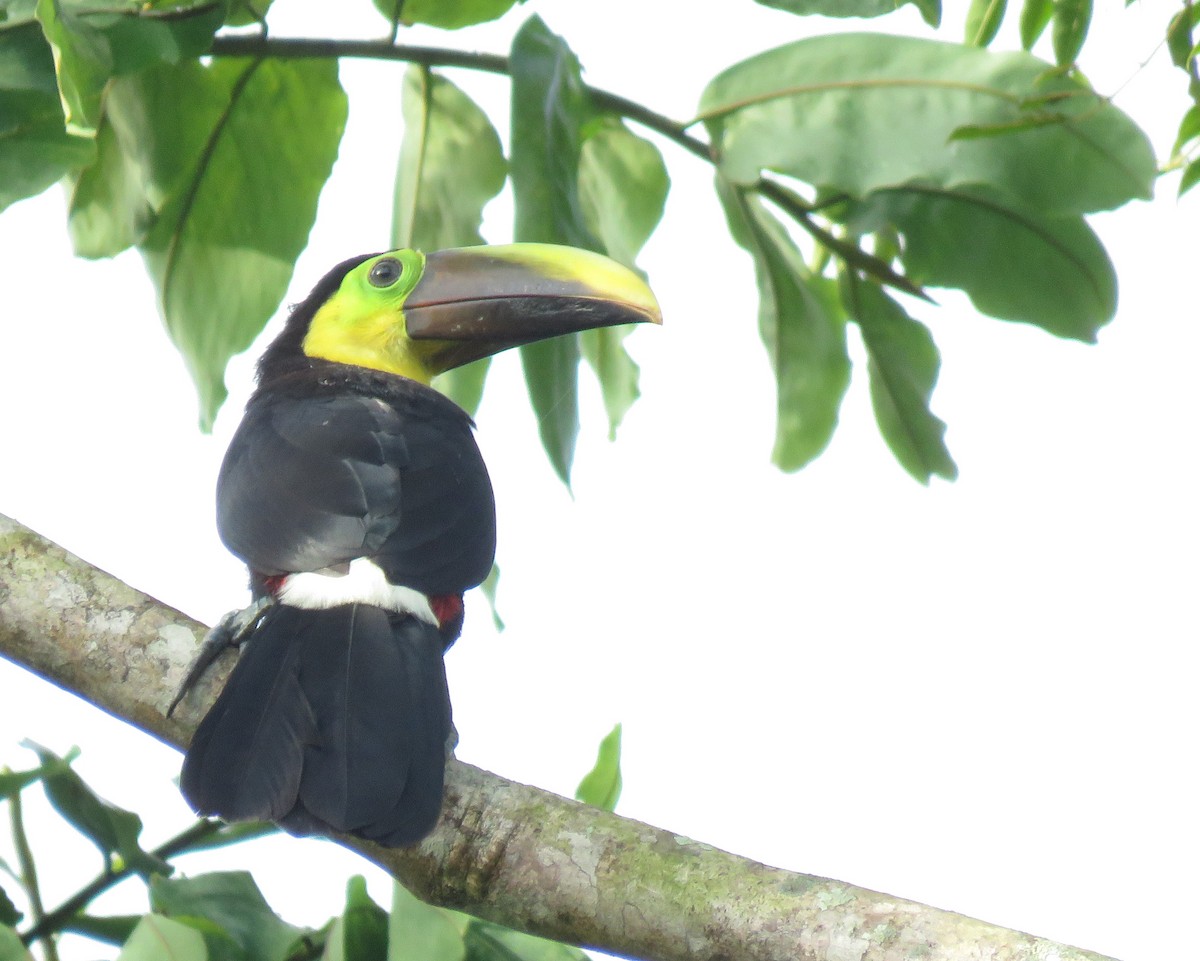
(0, 514, 1119, 961)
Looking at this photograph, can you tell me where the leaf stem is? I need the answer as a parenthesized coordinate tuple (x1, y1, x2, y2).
(20, 819, 224, 949)
(10, 793, 60, 961)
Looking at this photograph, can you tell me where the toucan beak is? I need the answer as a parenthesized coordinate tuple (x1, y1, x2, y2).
(403, 243, 662, 374)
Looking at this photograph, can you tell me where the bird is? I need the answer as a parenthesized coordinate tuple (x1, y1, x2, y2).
(177, 243, 661, 846)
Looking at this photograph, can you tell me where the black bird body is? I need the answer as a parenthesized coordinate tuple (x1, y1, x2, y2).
(182, 358, 493, 845)
(178, 244, 660, 846)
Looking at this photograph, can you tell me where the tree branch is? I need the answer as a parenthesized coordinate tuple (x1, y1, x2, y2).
(206, 35, 713, 163)
(0, 514, 1120, 961)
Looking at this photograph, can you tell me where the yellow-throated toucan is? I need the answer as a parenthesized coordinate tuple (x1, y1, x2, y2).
(179, 244, 660, 846)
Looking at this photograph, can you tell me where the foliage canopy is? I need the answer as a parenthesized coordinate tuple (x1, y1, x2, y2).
(1, 0, 1190, 485)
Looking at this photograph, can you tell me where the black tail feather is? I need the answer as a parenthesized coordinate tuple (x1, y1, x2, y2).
(180, 603, 452, 847)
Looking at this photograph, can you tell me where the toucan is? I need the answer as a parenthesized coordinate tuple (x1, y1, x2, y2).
(178, 243, 661, 847)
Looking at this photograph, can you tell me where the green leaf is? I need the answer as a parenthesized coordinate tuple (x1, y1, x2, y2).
(699, 33, 1155, 216)
(510, 15, 597, 250)
(578, 325, 640, 441)
(480, 563, 504, 632)
(116, 57, 346, 428)
(67, 114, 148, 256)
(464, 922, 588, 961)
(1179, 159, 1200, 197)
(844, 279, 956, 483)
(1171, 103, 1200, 158)
(578, 117, 668, 271)
(0, 21, 94, 213)
(0, 925, 31, 961)
(330, 877, 388, 961)
(27, 743, 170, 877)
(1051, 0, 1091, 66)
(35, 0, 111, 135)
(394, 71, 503, 419)
(574, 724, 622, 812)
(388, 883, 464, 961)
(718, 180, 851, 471)
(519, 336, 580, 487)
(373, 0, 518, 30)
(754, 0, 940, 26)
(1167, 3, 1200, 69)
(0, 886, 20, 927)
(393, 66, 506, 252)
(965, 0, 1006, 46)
(151, 872, 307, 961)
(65, 913, 141, 945)
(1019, 0, 1054, 49)
(844, 184, 1115, 340)
(510, 15, 599, 484)
(116, 915, 206, 961)
(575, 118, 667, 438)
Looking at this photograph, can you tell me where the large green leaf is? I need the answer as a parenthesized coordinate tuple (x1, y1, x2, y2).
(719, 180, 850, 471)
(393, 66, 506, 252)
(116, 916, 206, 961)
(372, 0, 518, 30)
(578, 117, 668, 271)
(329, 877, 388, 961)
(388, 883, 464, 961)
(577, 325, 639, 442)
(843, 278, 956, 483)
(33, 0, 223, 137)
(844, 184, 1116, 340)
(755, 0, 940, 26)
(394, 65, 506, 418)
(574, 724, 622, 812)
(35, 0, 109, 135)
(699, 33, 1155, 216)
(119, 57, 346, 428)
(575, 118, 667, 438)
(67, 113, 147, 256)
(510, 15, 598, 484)
(0, 21, 93, 213)
(151, 872, 307, 961)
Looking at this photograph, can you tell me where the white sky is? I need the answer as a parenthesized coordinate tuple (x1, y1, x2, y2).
(0, 2, 1197, 960)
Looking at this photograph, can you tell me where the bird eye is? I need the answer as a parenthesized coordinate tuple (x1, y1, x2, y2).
(368, 258, 403, 288)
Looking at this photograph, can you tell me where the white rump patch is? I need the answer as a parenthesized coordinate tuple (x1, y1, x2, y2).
(277, 558, 436, 625)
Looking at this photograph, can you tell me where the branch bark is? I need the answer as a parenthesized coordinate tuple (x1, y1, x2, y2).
(0, 513, 1120, 961)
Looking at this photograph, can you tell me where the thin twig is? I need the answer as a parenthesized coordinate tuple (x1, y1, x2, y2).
(10, 793, 60, 961)
(21, 819, 224, 948)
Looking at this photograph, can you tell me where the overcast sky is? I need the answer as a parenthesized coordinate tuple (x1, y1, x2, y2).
(1, 2, 1196, 960)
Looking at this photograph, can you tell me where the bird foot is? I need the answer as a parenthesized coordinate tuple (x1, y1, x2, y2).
(166, 596, 274, 717)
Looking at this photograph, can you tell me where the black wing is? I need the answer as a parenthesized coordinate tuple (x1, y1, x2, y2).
(216, 387, 495, 596)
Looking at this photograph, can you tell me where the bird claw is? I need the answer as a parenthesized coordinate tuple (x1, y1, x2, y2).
(167, 596, 274, 717)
